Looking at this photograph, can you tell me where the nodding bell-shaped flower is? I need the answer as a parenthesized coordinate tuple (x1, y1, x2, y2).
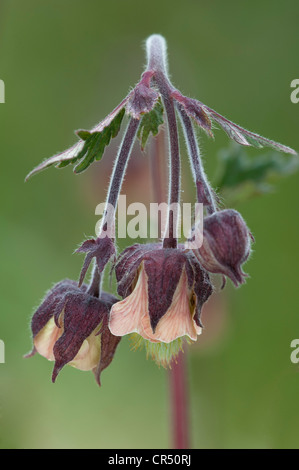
(109, 244, 212, 366)
(25, 280, 121, 386)
(195, 209, 253, 287)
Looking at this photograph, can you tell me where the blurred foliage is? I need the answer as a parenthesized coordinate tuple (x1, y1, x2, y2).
(214, 144, 299, 205)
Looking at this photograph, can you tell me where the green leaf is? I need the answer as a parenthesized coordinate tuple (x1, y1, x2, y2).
(137, 99, 164, 150)
(214, 144, 299, 204)
(73, 108, 125, 173)
(26, 105, 127, 180)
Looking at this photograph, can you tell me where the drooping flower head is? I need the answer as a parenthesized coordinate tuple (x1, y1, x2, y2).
(26, 280, 121, 386)
(195, 209, 253, 286)
(109, 244, 213, 366)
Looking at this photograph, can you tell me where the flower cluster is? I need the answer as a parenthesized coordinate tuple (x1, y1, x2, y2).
(26, 35, 295, 385)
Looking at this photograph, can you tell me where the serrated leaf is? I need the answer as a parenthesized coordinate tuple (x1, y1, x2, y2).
(73, 108, 125, 173)
(25, 97, 129, 180)
(76, 130, 91, 141)
(214, 144, 299, 203)
(137, 99, 164, 150)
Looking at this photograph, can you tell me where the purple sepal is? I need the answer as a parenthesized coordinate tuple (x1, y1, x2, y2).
(172, 90, 213, 136)
(76, 237, 116, 286)
(93, 315, 121, 386)
(126, 84, 160, 119)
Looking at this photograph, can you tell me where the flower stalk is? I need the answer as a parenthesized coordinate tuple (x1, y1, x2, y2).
(178, 106, 217, 214)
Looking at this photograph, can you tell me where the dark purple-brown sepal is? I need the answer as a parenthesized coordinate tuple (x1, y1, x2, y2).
(126, 71, 160, 119)
(51, 290, 119, 384)
(76, 236, 116, 286)
(172, 90, 213, 136)
(26, 279, 79, 349)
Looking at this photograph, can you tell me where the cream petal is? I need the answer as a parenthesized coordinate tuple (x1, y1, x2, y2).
(34, 316, 63, 361)
(109, 263, 151, 337)
(110, 263, 202, 344)
(69, 332, 102, 371)
(141, 268, 201, 343)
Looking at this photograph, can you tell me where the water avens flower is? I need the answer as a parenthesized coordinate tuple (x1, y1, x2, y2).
(195, 209, 253, 286)
(26, 280, 121, 386)
(109, 243, 212, 365)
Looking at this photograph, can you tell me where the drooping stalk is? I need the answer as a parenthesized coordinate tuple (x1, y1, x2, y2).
(150, 129, 167, 238)
(87, 117, 139, 296)
(178, 106, 217, 214)
(87, 263, 101, 298)
(102, 117, 140, 233)
(160, 95, 180, 248)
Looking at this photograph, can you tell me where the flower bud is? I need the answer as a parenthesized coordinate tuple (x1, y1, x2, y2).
(196, 209, 252, 286)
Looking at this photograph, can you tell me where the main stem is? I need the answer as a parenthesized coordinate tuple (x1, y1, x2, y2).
(146, 35, 190, 449)
(170, 353, 190, 449)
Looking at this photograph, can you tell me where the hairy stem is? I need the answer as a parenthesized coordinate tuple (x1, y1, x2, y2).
(146, 35, 181, 248)
(87, 263, 101, 298)
(178, 106, 217, 214)
(89, 118, 139, 296)
(146, 34, 169, 75)
(97, 117, 139, 237)
(150, 129, 167, 238)
(161, 94, 180, 248)
(106, 118, 140, 212)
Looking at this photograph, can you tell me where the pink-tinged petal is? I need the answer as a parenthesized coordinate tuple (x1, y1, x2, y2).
(69, 327, 102, 371)
(141, 268, 201, 343)
(109, 263, 149, 337)
(34, 316, 63, 361)
(115, 243, 159, 297)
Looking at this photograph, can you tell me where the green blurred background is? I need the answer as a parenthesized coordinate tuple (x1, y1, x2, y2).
(0, 0, 299, 449)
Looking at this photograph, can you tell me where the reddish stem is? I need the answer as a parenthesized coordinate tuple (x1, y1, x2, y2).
(146, 35, 191, 449)
(169, 352, 190, 449)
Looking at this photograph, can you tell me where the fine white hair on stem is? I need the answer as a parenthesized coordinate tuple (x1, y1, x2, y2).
(146, 34, 169, 76)
(177, 105, 217, 214)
